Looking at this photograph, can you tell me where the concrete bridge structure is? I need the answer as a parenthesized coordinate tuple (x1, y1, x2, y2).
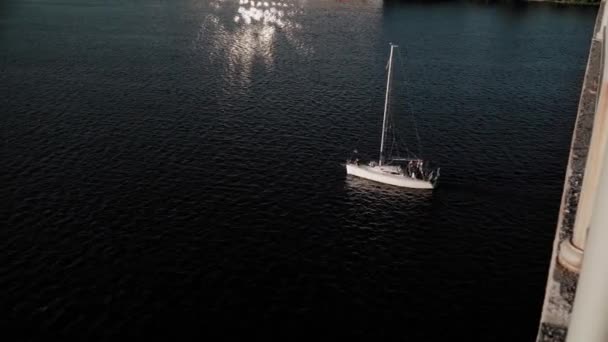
(537, 1, 608, 341)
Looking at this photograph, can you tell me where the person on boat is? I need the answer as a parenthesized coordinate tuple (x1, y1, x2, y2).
(351, 149, 359, 165)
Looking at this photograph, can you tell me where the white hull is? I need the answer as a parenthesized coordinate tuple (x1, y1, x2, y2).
(346, 164, 434, 189)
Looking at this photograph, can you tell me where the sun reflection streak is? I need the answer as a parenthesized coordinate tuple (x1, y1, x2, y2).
(202, 0, 311, 85)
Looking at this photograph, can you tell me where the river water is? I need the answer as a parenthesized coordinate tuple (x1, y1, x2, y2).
(2, 0, 597, 340)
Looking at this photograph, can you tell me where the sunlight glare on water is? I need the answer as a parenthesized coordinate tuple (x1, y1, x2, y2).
(1, 0, 597, 340)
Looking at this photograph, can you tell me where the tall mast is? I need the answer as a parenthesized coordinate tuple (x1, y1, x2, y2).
(379, 43, 396, 166)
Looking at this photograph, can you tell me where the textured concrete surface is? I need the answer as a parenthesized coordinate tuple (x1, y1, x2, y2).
(536, 2, 604, 341)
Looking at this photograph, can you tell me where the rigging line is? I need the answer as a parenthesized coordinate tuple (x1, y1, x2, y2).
(390, 108, 411, 159)
(388, 112, 416, 161)
(391, 121, 401, 160)
(389, 112, 413, 159)
(396, 46, 424, 157)
(324, 65, 388, 114)
(336, 66, 387, 151)
(388, 92, 404, 161)
(388, 135, 395, 162)
(386, 60, 407, 160)
(397, 46, 423, 156)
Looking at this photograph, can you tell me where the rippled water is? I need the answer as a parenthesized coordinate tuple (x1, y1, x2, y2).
(2, 0, 597, 340)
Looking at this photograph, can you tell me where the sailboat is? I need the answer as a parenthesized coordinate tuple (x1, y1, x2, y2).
(346, 43, 439, 189)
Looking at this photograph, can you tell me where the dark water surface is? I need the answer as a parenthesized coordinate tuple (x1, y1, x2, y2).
(2, 0, 597, 340)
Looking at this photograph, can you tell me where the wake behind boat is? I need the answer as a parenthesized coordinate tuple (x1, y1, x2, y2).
(346, 43, 439, 189)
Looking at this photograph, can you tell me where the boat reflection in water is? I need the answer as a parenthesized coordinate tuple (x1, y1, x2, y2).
(344, 175, 435, 227)
(345, 175, 434, 201)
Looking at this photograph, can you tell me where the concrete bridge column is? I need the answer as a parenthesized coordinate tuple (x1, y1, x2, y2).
(565, 107, 608, 342)
(597, 2, 608, 41)
(558, 25, 608, 273)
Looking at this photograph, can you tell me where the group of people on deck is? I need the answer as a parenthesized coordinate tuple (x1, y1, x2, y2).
(350, 150, 437, 182)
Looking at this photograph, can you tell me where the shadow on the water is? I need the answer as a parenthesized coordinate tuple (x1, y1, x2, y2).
(344, 175, 434, 199)
(344, 172, 507, 204)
